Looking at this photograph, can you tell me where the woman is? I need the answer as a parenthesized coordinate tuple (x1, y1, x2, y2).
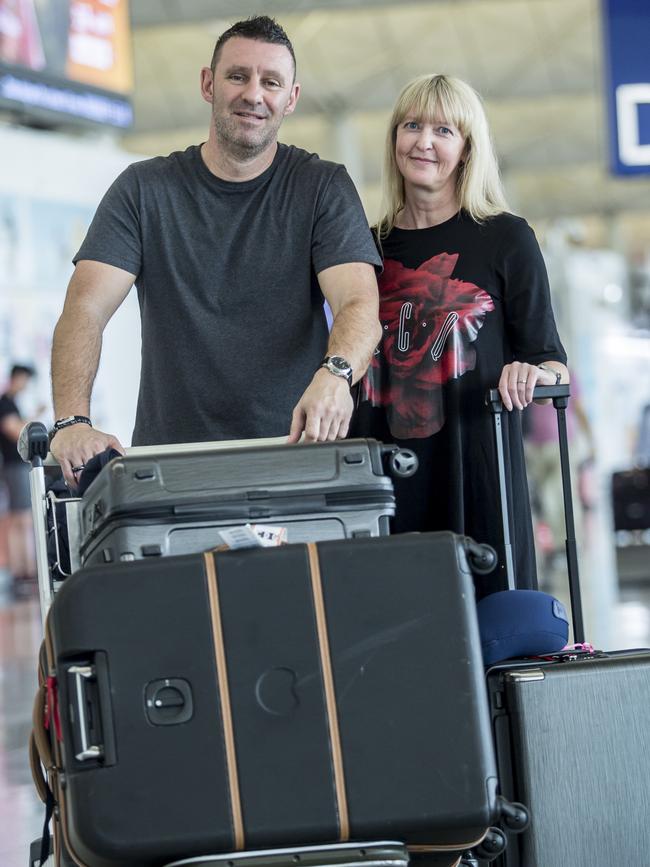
(352, 74, 568, 597)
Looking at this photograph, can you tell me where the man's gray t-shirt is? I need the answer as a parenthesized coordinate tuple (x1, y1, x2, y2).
(75, 143, 381, 445)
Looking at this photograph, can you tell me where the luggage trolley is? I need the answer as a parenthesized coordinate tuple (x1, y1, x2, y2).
(22, 422, 446, 867)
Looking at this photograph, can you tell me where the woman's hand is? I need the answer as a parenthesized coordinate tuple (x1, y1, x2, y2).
(498, 361, 560, 411)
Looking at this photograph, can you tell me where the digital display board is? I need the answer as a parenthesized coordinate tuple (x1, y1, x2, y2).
(0, 0, 133, 128)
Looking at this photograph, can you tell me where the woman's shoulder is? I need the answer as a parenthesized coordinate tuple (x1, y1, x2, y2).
(476, 211, 530, 236)
(474, 211, 540, 253)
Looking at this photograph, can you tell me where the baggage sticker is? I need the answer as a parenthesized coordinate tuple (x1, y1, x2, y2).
(218, 524, 288, 549)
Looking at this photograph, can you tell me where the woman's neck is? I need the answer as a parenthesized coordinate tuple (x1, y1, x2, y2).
(396, 186, 460, 229)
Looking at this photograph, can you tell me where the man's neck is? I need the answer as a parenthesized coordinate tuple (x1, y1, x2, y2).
(200, 136, 278, 182)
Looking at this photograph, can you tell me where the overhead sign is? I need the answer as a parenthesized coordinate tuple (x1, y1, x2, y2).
(602, 0, 650, 175)
(0, 0, 133, 129)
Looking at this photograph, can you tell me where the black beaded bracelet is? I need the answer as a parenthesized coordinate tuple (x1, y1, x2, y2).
(49, 415, 92, 444)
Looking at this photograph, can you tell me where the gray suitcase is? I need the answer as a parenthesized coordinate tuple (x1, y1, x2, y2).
(486, 385, 650, 867)
(487, 649, 650, 867)
(79, 439, 410, 566)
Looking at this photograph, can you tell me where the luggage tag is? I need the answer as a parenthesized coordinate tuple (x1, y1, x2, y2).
(218, 523, 288, 550)
(249, 523, 288, 546)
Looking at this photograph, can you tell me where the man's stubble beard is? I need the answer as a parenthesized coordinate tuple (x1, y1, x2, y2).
(213, 110, 283, 162)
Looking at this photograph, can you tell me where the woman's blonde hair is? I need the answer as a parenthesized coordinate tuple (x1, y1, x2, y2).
(378, 74, 509, 238)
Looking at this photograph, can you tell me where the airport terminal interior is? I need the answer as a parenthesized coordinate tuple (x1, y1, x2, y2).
(1, 0, 650, 865)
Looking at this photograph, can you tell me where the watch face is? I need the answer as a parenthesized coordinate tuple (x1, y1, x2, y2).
(329, 356, 350, 372)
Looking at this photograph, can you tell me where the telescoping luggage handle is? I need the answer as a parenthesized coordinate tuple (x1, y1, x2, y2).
(486, 384, 585, 645)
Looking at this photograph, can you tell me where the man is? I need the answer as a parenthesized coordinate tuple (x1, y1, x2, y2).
(0, 364, 38, 594)
(50, 16, 382, 488)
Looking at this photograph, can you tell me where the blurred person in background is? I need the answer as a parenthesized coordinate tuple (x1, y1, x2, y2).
(0, 363, 40, 597)
(352, 74, 568, 598)
(49, 15, 381, 489)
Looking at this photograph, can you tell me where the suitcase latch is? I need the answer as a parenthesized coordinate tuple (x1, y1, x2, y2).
(505, 669, 546, 683)
(145, 678, 194, 726)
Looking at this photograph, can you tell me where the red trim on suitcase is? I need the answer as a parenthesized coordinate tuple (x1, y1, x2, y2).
(45, 676, 62, 742)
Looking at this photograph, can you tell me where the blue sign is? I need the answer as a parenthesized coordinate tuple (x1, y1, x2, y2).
(602, 0, 650, 175)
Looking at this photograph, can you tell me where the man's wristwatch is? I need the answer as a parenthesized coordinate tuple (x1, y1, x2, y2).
(537, 364, 562, 385)
(49, 415, 92, 444)
(320, 355, 353, 387)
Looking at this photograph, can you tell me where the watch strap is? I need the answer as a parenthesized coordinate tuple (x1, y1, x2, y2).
(320, 356, 353, 387)
(537, 363, 561, 385)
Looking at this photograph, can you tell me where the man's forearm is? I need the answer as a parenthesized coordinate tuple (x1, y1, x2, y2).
(327, 299, 382, 384)
(51, 309, 103, 419)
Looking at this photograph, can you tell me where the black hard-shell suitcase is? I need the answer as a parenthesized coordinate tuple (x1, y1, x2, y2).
(485, 385, 650, 867)
(78, 439, 407, 566)
(41, 532, 500, 867)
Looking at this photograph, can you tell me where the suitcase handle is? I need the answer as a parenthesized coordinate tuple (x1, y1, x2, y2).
(485, 383, 585, 644)
(68, 665, 105, 762)
(486, 383, 570, 407)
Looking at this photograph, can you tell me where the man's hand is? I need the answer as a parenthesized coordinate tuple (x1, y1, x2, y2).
(287, 369, 354, 443)
(50, 424, 125, 489)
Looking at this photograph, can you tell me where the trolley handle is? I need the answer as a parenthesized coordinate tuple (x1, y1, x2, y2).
(18, 420, 49, 466)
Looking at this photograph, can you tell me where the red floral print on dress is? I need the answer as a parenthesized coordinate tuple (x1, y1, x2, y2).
(362, 252, 495, 438)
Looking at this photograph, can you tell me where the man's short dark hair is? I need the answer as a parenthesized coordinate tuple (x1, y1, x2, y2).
(10, 363, 35, 379)
(210, 16, 296, 77)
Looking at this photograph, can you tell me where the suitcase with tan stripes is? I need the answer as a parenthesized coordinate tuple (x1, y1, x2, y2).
(33, 532, 504, 866)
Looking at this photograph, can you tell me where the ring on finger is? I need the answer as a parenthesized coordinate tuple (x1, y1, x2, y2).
(71, 465, 86, 473)
(517, 379, 527, 384)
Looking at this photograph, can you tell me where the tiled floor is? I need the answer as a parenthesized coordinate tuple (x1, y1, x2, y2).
(1, 563, 650, 867)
